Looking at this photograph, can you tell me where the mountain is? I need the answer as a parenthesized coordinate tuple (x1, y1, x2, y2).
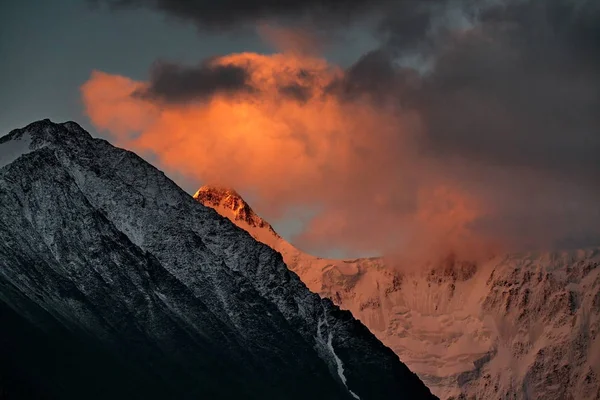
(195, 185, 600, 400)
(0, 120, 437, 400)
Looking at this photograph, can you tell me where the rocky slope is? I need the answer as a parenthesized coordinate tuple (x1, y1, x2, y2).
(195, 185, 600, 400)
(0, 120, 437, 400)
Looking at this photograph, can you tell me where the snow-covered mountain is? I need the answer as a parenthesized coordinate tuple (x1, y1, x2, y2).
(195, 185, 600, 400)
(0, 120, 437, 400)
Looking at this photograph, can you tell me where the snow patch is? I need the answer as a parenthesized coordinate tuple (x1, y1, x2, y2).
(317, 315, 361, 399)
(0, 132, 33, 168)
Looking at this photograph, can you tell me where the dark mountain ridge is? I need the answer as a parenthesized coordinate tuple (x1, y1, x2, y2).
(0, 120, 437, 399)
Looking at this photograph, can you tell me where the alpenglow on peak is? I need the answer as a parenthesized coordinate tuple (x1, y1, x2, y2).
(193, 185, 278, 233)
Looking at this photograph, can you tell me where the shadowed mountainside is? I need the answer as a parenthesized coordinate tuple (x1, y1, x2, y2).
(0, 120, 436, 400)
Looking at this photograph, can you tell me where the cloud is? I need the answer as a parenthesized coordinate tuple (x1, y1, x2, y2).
(327, 0, 600, 253)
(81, 71, 158, 138)
(82, 0, 600, 260)
(415, 0, 600, 184)
(89, 0, 382, 29)
(80, 52, 502, 261)
(332, 0, 600, 186)
(134, 59, 254, 104)
(277, 84, 314, 103)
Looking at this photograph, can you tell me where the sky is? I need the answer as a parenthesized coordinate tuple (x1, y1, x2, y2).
(2, 0, 600, 261)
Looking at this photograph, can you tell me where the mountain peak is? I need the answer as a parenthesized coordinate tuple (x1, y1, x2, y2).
(1, 119, 95, 170)
(194, 185, 243, 205)
(2, 119, 91, 145)
(194, 185, 278, 235)
(0, 119, 438, 399)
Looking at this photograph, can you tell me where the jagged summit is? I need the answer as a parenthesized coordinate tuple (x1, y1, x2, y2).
(2, 119, 90, 143)
(1, 119, 96, 170)
(193, 185, 244, 207)
(194, 185, 279, 235)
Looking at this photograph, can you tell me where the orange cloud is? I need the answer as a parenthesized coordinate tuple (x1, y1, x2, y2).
(81, 52, 495, 260)
(81, 71, 158, 139)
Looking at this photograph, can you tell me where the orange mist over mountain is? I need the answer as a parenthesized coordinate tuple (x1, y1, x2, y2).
(81, 51, 499, 260)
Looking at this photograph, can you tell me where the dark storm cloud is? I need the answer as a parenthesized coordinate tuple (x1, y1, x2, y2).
(424, 0, 600, 248)
(91, 0, 459, 44)
(278, 84, 313, 103)
(134, 60, 254, 103)
(326, 50, 422, 106)
(90, 0, 382, 28)
(335, 0, 600, 183)
(418, 0, 600, 183)
(330, 50, 398, 97)
(327, 0, 600, 249)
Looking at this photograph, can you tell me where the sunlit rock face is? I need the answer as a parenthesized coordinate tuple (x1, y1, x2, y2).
(194, 186, 277, 232)
(197, 185, 600, 400)
(0, 120, 437, 400)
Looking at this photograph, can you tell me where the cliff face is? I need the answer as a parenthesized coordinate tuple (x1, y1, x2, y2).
(0, 120, 436, 400)
(196, 185, 600, 400)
